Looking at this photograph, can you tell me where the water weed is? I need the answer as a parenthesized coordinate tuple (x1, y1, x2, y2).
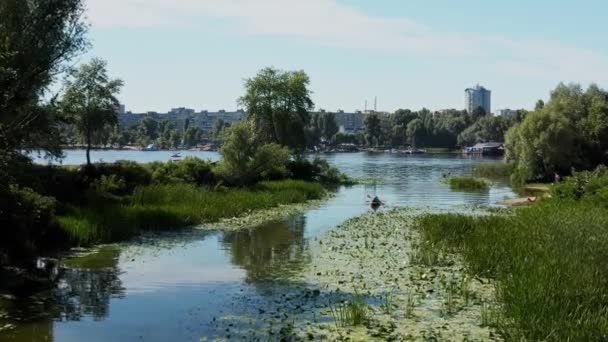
(329, 293, 369, 328)
(444, 176, 490, 191)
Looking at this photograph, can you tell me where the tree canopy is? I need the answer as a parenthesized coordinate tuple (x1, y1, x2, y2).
(60, 58, 123, 165)
(506, 83, 608, 181)
(238, 67, 314, 150)
(0, 0, 88, 157)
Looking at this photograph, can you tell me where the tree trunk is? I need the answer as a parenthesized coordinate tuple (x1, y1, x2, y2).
(86, 127, 91, 166)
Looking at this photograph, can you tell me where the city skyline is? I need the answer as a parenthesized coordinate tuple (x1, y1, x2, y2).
(85, 0, 608, 113)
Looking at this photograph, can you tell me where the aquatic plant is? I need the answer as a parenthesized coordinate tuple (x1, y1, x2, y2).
(329, 293, 369, 327)
(472, 162, 514, 178)
(380, 291, 395, 314)
(59, 180, 325, 245)
(416, 200, 608, 340)
(444, 176, 490, 191)
(404, 293, 416, 319)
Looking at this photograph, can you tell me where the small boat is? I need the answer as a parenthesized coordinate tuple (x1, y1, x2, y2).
(406, 148, 426, 154)
(170, 152, 182, 159)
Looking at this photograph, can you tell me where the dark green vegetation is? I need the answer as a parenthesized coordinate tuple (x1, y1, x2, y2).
(59, 179, 324, 245)
(471, 162, 513, 178)
(416, 168, 608, 340)
(507, 83, 608, 182)
(444, 176, 490, 191)
(362, 107, 526, 149)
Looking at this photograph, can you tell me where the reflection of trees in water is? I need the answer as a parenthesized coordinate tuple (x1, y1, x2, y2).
(221, 215, 311, 284)
(52, 247, 125, 321)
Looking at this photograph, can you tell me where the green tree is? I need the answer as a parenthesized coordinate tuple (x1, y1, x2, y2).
(138, 117, 159, 146)
(239, 67, 314, 150)
(217, 121, 290, 184)
(60, 58, 123, 166)
(0, 0, 88, 157)
(506, 83, 608, 181)
(470, 106, 487, 123)
(364, 114, 382, 147)
(406, 118, 425, 148)
(322, 113, 339, 143)
(535, 99, 545, 111)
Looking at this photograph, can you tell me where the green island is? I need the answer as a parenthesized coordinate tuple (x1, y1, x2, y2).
(3, 1, 608, 341)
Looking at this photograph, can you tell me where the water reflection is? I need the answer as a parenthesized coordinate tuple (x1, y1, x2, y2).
(220, 215, 310, 284)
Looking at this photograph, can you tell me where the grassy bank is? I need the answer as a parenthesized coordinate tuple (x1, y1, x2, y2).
(444, 176, 490, 191)
(58, 180, 325, 245)
(416, 200, 608, 340)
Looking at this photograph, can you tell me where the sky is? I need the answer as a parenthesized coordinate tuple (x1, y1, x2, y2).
(83, 0, 608, 113)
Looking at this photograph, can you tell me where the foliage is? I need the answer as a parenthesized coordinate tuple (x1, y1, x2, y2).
(329, 293, 369, 327)
(444, 176, 490, 191)
(0, 0, 88, 157)
(239, 67, 314, 150)
(287, 158, 352, 185)
(59, 180, 325, 245)
(506, 83, 608, 181)
(457, 115, 516, 147)
(364, 114, 382, 146)
(216, 121, 290, 184)
(416, 199, 608, 340)
(0, 184, 62, 267)
(148, 157, 215, 186)
(60, 58, 123, 165)
(552, 165, 608, 205)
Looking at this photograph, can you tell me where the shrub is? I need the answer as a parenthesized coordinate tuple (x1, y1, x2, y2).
(217, 121, 290, 184)
(0, 185, 61, 266)
(552, 165, 608, 205)
(149, 157, 215, 185)
(91, 174, 127, 195)
(287, 157, 352, 185)
(93, 160, 152, 193)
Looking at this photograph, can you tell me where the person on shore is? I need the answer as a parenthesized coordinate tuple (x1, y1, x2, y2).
(554, 171, 561, 183)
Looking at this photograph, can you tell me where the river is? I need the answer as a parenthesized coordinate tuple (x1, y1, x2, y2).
(2, 151, 515, 341)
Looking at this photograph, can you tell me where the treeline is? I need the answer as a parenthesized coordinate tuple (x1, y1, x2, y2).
(302, 107, 527, 150)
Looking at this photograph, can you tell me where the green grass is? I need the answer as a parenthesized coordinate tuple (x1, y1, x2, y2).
(329, 293, 369, 327)
(472, 162, 514, 178)
(444, 176, 490, 191)
(415, 200, 608, 340)
(58, 180, 325, 245)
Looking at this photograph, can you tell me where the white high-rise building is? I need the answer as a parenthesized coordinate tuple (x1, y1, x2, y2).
(465, 85, 491, 114)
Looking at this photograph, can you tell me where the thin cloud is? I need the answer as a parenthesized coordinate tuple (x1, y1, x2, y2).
(87, 0, 608, 83)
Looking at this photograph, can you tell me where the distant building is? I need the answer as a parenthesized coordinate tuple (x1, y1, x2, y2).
(114, 104, 126, 115)
(495, 109, 517, 117)
(117, 109, 246, 132)
(465, 85, 491, 114)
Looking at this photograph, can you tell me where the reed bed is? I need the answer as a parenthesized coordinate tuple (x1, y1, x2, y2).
(471, 162, 514, 178)
(416, 200, 608, 340)
(445, 176, 490, 191)
(59, 180, 325, 245)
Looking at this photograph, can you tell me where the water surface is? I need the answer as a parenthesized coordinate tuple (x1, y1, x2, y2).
(3, 152, 516, 341)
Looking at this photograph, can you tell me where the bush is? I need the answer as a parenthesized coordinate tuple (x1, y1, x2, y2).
(92, 160, 152, 193)
(148, 157, 216, 185)
(0, 185, 62, 266)
(552, 165, 608, 204)
(287, 157, 351, 185)
(216, 121, 290, 185)
(91, 174, 127, 195)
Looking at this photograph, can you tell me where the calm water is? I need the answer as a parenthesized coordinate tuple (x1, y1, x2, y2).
(3, 152, 516, 341)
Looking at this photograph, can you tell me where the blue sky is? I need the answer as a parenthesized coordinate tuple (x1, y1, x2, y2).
(84, 0, 608, 113)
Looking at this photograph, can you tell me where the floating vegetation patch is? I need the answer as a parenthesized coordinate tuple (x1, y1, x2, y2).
(444, 176, 491, 191)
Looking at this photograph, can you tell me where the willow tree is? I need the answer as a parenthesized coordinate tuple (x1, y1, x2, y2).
(60, 58, 123, 166)
(238, 67, 314, 150)
(0, 0, 88, 158)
